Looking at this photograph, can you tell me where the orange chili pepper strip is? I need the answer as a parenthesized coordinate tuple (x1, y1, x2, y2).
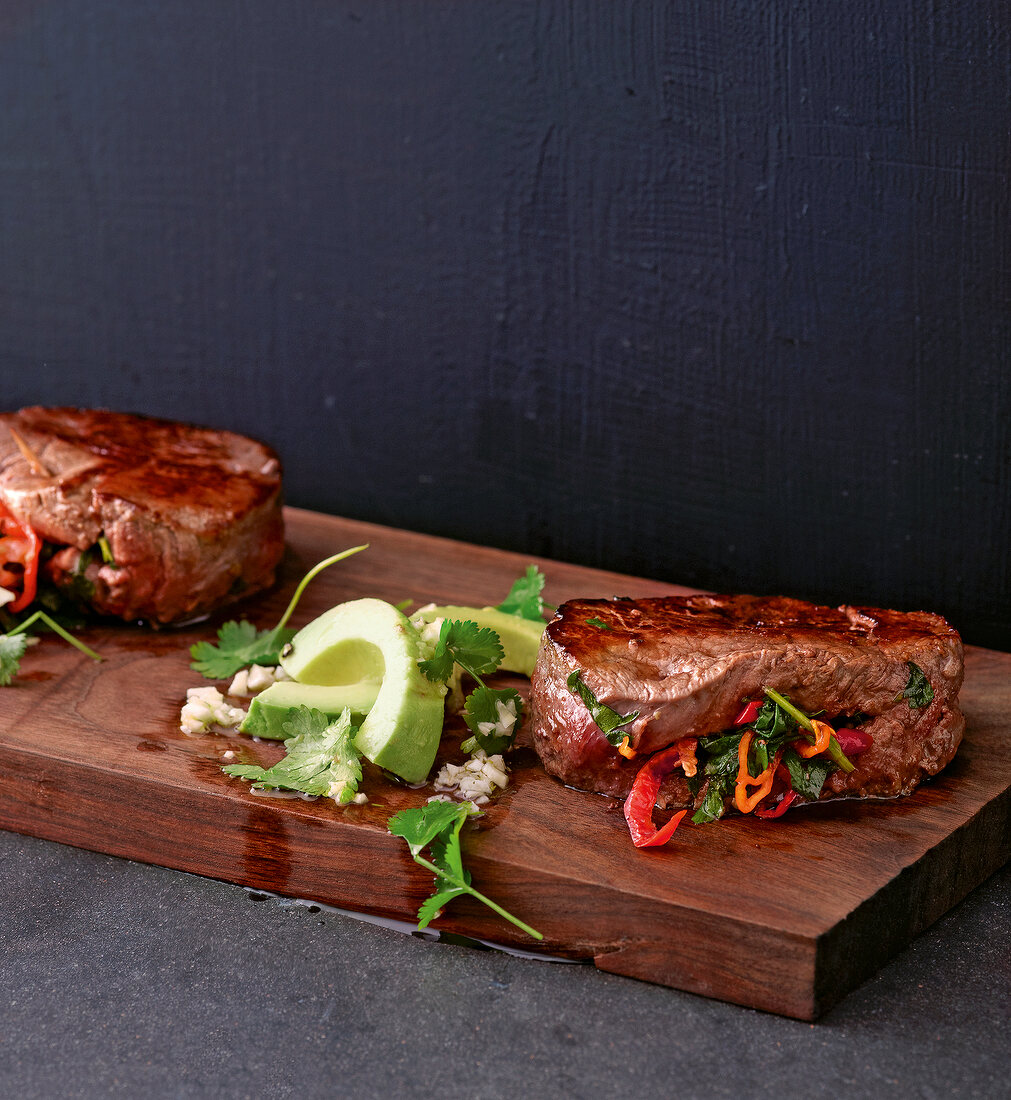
(734, 730, 784, 814)
(617, 736, 637, 760)
(735, 730, 753, 785)
(795, 718, 833, 759)
(678, 737, 698, 778)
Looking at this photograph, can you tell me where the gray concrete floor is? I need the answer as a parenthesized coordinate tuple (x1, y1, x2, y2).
(1, 830, 1007, 1099)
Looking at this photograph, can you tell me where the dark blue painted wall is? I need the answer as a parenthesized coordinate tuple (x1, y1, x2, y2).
(1, 1, 1008, 646)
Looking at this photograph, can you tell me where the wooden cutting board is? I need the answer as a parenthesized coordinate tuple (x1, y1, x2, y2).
(1, 507, 1008, 1020)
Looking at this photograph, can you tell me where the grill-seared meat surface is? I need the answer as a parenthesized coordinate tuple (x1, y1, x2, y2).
(0, 407, 284, 624)
(530, 594, 964, 807)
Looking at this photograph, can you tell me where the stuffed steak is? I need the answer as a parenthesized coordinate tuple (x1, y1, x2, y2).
(529, 594, 964, 822)
(0, 406, 284, 625)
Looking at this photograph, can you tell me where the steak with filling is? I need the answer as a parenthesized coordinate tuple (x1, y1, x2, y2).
(0, 407, 284, 624)
(529, 594, 964, 808)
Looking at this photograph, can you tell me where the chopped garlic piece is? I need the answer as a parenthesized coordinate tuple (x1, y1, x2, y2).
(476, 697, 519, 742)
(228, 664, 291, 697)
(408, 612, 466, 711)
(180, 685, 245, 735)
(433, 748, 510, 804)
(409, 613, 445, 662)
(0, 587, 15, 608)
(245, 664, 277, 692)
(327, 782, 368, 806)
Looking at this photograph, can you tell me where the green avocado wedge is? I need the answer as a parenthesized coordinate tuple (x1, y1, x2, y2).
(239, 679, 381, 740)
(410, 604, 545, 677)
(279, 598, 448, 784)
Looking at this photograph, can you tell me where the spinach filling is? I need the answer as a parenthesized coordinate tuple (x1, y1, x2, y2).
(689, 696, 834, 824)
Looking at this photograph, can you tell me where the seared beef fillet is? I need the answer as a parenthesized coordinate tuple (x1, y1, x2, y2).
(530, 594, 964, 808)
(0, 407, 284, 624)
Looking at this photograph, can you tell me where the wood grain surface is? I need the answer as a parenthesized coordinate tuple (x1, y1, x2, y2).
(0, 507, 1008, 1020)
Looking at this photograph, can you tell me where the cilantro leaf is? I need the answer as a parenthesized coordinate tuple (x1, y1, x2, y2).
(220, 764, 268, 782)
(417, 885, 470, 928)
(223, 706, 362, 802)
(389, 799, 464, 857)
(430, 826, 468, 882)
(417, 817, 473, 926)
(191, 620, 296, 679)
(416, 619, 456, 683)
(902, 661, 934, 709)
(0, 634, 29, 686)
(418, 619, 504, 684)
(388, 802, 542, 939)
(190, 545, 368, 680)
(496, 565, 547, 621)
(585, 617, 610, 630)
(461, 686, 523, 755)
(566, 670, 639, 747)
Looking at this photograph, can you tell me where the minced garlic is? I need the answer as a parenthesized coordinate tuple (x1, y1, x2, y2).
(180, 686, 245, 735)
(433, 749, 509, 805)
(227, 664, 291, 697)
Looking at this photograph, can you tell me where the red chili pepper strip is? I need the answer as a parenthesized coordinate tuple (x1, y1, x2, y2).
(794, 718, 833, 759)
(835, 728, 873, 757)
(632, 808, 687, 849)
(754, 790, 798, 819)
(733, 699, 763, 726)
(0, 503, 41, 613)
(623, 741, 695, 848)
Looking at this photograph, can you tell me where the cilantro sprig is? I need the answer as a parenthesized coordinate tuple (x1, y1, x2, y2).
(0, 609, 103, 685)
(418, 619, 504, 684)
(461, 685, 522, 756)
(495, 565, 549, 621)
(0, 633, 29, 686)
(223, 705, 363, 802)
(388, 800, 542, 939)
(190, 545, 367, 679)
(418, 619, 522, 755)
(191, 619, 296, 680)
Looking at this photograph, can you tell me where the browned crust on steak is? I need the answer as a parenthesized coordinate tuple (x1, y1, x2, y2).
(529, 594, 964, 808)
(0, 407, 284, 624)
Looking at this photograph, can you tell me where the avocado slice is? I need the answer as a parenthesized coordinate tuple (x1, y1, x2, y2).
(240, 679, 381, 740)
(280, 598, 447, 783)
(411, 604, 545, 677)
